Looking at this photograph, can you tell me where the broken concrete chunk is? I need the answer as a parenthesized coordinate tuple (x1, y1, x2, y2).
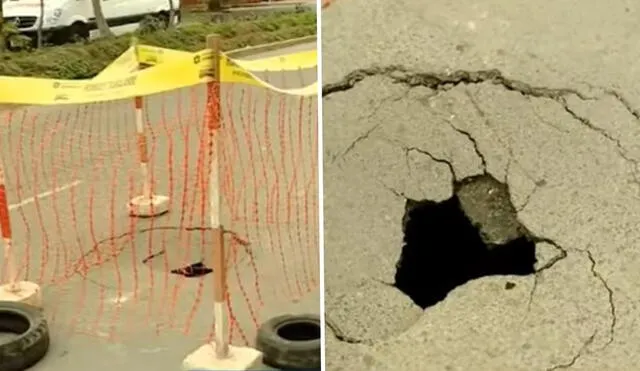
(455, 174, 527, 248)
(534, 242, 565, 271)
(325, 279, 423, 344)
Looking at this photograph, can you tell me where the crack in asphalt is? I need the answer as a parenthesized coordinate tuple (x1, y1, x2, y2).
(585, 249, 617, 350)
(466, 92, 550, 213)
(406, 146, 458, 180)
(560, 99, 640, 185)
(325, 66, 624, 358)
(605, 89, 640, 121)
(504, 158, 548, 213)
(529, 97, 571, 133)
(324, 67, 640, 180)
(449, 121, 488, 173)
(521, 248, 616, 371)
(331, 89, 409, 164)
(530, 237, 569, 272)
(521, 238, 569, 325)
(322, 66, 596, 100)
(337, 122, 380, 163)
(546, 331, 597, 371)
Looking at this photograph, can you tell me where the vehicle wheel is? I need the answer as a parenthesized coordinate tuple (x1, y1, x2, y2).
(66, 22, 89, 43)
(0, 301, 50, 371)
(5, 35, 23, 52)
(156, 12, 170, 29)
(256, 313, 321, 370)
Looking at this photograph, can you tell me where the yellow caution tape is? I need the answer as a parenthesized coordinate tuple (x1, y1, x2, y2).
(135, 44, 192, 66)
(0, 48, 317, 105)
(0, 49, 211, 105)
(220, 54, 317, 95)
(229, 50, 317, 71)
(136, 44, 317, 71)
(94, 46, 139, 80)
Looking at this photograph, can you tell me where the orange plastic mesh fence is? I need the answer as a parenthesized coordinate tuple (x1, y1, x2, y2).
(0, 78, 319, 344)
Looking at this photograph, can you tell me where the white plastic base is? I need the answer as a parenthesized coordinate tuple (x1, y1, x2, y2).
(128, 194, 170, 217)
(182, 343, 263, 371)
(0, 281, 43, 308)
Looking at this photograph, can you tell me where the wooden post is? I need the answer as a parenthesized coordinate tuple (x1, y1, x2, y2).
(206, 33, 228, 359)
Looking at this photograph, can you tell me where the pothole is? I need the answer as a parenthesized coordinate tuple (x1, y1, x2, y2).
(394, 173, 536, 309)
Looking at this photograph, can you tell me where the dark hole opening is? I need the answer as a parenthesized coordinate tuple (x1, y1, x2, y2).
(277, 321, 321, 342)
(0, 312, 30, 337)
(394, 174, 536, 309)
(170, 261, 213, 278)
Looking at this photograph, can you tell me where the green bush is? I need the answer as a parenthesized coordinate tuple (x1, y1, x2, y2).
(0, 11, 316, 79)
(136, 15, 168, 35)
(2, 23, 33, 52)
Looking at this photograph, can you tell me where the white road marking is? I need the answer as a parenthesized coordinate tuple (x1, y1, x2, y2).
(8, 180, 83, 211)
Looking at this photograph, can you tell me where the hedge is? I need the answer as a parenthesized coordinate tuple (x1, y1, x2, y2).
(0, 10, 316, 79)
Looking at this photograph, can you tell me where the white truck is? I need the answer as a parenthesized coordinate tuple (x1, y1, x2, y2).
(2, 0, 181, 45)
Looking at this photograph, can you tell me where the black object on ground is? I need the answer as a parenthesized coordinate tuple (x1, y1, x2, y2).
(394, 174, 536, 309)
(170, 261, 213, 277)
(256, 313, 321, 370)
(0, 301, 50, 371)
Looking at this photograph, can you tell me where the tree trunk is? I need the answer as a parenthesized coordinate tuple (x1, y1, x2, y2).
(37, 0, 43, 48)
(168, 0, 175, 28)
(91, 0, 114, 37)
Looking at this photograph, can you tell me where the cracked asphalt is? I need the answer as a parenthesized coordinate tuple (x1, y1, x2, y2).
(321, 0, 640, 370)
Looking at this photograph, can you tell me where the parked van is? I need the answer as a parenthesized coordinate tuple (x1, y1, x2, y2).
(2, 0, 181, 45)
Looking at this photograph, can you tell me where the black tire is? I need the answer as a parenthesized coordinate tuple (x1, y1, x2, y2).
(156, 12, 171, 29)
(0, 301, 50, 371)
(5, 35, 23, 52)
(256, 313, 321, 370)
(66, 22, 89, 43)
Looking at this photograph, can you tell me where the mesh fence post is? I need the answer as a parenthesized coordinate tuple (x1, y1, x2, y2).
(206, 34, 229, 360)
(127, 37, 170, 218)
(0, 163, 42, 307)
(181, 33, 262, 370)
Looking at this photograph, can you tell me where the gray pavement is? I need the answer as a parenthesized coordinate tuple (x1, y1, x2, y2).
(0, 41, 318, 370)
(322, 1, 640, 370)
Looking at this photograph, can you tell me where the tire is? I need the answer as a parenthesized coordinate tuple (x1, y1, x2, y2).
(0, 301, 50, 371)
(155, 12, 170, 29)
(5, 35, 23, 52)
(256, 313, 321, 370)
(66, 22, 89, 43)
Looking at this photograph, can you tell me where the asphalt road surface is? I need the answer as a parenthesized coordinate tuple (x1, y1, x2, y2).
(0, 41, 318, 370)
(323, 1, 640, 371)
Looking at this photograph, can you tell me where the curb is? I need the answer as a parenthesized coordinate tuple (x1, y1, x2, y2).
(226, 35, 317, 58)
(223, 1, 307, 9)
